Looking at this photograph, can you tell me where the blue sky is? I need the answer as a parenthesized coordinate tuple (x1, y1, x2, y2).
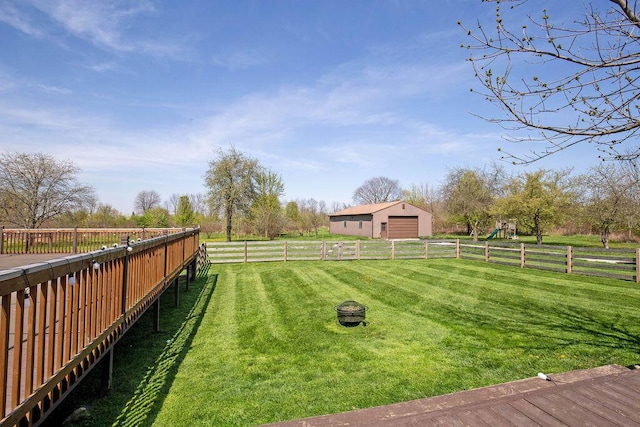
(0, 1, 601, 214)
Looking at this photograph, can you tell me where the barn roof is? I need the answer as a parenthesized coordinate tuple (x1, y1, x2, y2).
(330, 201, 410, 216)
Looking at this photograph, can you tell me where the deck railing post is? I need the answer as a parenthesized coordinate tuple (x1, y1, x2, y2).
(163, 233, 168, 284)
(0, 226, 4, 254)
(73, 227, 78, 254)
(121, 236, 130, 315)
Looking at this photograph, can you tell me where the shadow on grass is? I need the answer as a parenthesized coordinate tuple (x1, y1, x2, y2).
(43, 273, 218, 426)
(436, 296, 640, 356)
(114, 273, 218, 426)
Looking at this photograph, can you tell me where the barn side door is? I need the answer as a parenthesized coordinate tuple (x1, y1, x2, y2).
(381, 222, 387, 239)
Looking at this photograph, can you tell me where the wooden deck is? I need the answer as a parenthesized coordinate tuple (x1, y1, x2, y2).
(264, 364, 640, 426)
(0, 254, 70, 270)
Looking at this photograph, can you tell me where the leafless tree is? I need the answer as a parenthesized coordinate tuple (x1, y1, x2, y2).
(297, 198, 326, 237)
(460, 1, 640, 163)
(188, 193, 208, 215)
(165, 193, 181, 215)
(0, 152, 96, 228)
(578, 161, 640, 247)
(352, 176, 402, 205)
(403, 182, 438, 212)
(134, 190, 162, 214)
(331, 201, 350, 213)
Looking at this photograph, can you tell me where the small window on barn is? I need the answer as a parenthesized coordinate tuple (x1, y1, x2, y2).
(359, 221, 362, 229)
(343, 221, 347, 228)
(402, 203, 405, 209)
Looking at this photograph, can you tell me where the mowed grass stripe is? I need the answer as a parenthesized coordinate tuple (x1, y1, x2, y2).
(152, 259, 640, 427)
(346, 260, 640, 355)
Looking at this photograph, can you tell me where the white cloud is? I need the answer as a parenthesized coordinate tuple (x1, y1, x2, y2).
(37, 84, 72, 95)
(0, 2, 44, 37)
(2, 0, 187, 59)
(32, 0, 155, 51)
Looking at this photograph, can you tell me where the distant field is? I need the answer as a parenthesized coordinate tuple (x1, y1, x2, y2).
(149, 259, 640, 426)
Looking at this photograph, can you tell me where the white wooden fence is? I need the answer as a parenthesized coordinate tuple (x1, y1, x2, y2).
(206, 240, 640, 282)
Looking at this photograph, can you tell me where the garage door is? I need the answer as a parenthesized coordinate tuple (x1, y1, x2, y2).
(387, 216, 418, 239)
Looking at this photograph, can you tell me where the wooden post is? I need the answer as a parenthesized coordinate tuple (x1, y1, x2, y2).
(485, 241, 490, 262)
(121, 237, 130, 315)
(636, 248, 640, 284)
(185, 261, 195, 292)
(0, 226, 4, 254)
(73, 227, 78, 254)
(163, 235, 168, 287)
(100, 347, 114, 393)
(520, 243, 525, 268)
(153, 298, 160, 332)
(455, 239, 460, 259)
(391, 240, 395, 260)
(356, 240, 360, 260)
(567, 246, 573, 274)
(243, 241, 248, 263)
(321, 241, 326, 260)
(284, 241, 287, 262)
(174, 277, 180, 307)
(424, 241, 428, 259)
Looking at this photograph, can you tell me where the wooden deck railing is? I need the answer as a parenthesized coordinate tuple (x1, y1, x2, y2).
(0, 227, 189, 255)
(0, 228, 200, 426)
(206, 239, 640, 282)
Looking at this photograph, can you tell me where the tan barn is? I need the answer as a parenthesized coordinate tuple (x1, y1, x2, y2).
(329, 201, 432, 239)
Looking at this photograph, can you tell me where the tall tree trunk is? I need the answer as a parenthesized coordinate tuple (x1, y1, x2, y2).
(534, 213, 543, 245)
(600, 223, 611, 249)
(225, 207, 233, 242)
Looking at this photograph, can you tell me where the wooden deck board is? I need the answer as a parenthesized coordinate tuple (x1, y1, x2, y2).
(526, 394, 617, 427)
(263, 366, 640, 427)
(490, 401, 540, 425)
(560, 389, 635, 426)
(472, 407, 512, 426)
(507, 399, 566, 426)
(574, 386, 640, 424)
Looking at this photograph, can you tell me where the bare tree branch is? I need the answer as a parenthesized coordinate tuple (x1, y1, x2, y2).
(460, 1, 640, 163)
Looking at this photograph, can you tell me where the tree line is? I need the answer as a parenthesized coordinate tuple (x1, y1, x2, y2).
(1, 150, 640, 247)
(435, 162, 640, 248)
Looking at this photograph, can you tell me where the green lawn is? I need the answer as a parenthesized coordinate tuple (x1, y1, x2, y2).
(51, 259, 640, 426)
